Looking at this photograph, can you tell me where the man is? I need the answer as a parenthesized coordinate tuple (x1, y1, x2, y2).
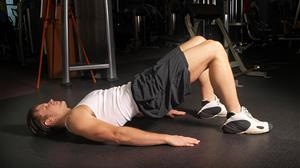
(27, 36, 272, 147)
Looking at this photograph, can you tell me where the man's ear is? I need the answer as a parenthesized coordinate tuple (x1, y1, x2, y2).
(44, 117, 54, 127)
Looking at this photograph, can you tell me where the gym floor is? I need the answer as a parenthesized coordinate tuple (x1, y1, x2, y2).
(0, 42, 300, 168)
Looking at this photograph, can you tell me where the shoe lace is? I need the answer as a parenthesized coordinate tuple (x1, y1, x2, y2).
(242, 107, 260, 122)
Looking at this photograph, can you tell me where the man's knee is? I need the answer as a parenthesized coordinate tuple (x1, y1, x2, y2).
(191, 36, 207, 43)
(206, 40, 223, 49)
(206, 40, 228, 59)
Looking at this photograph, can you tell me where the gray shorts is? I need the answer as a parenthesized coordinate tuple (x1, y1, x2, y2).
(131, 47, 191, 118)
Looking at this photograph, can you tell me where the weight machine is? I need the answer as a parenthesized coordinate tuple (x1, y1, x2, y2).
(185, 0, 268, 79)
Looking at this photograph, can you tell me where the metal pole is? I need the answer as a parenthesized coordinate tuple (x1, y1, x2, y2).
(224, 14, 228, 47)
(104, 0, 117, 80)
(234, 0, 237, 22)
(73, 1, 84, 69)
(26, 8, 34, 53)
(240, 0, 243, 23)
(293, 0, 300, 28)
(62, 0, 71, 85)
(18, 0, 24, 66)
(40, 0, 44, 18)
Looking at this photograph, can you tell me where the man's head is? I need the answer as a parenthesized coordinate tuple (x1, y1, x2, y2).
(27, 99, 70, 136)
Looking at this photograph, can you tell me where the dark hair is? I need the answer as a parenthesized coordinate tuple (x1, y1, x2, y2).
(26, 105, 65, 137)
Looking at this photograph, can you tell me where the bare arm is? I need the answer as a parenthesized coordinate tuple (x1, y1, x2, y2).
(106, 125, 199, 146)
(137, 109, 186, 118)
(66, 105, 200, 147)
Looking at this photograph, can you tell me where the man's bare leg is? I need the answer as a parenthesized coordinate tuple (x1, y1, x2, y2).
(179, 36, 216, 102)
(181, 39, 241, 112)
(178, 36, 227, 119)
(181, 39, 272, 134)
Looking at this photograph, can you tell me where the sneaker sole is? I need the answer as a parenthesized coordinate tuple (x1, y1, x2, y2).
(222, 120, 251, 134)
(223, 120, 273, 134)
(197, 107, 226, 119)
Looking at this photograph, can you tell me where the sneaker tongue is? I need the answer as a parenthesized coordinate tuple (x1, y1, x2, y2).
(226, 112, 235, 119)
(201, 100, 210, 106)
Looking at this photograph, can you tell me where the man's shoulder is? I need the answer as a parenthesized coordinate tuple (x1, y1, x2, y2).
(66, 105, 96, 133)
(70, 105, 95, 118)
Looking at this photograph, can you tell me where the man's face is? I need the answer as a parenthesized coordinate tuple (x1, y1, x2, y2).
(35, 99, 68, 119)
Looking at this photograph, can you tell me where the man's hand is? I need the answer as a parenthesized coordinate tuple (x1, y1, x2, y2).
(165, 135, 200, 147)
(166, 109, 186, 118)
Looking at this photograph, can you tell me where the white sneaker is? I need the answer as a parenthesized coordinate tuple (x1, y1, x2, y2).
(196, 98, 227, 119)
(222, 106, 273, 134)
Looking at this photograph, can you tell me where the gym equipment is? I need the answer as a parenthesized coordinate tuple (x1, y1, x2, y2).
(37, 0, 117, 88)
(36, 0, 51, 89)
(162, 0, 188, 46)
(61, 0, 117, 86)
(37, 0, 96, 89)
(243, 0, 273, 47)
(185, 0, 268, 78)
(116, 0, 163, 49)
(11, 0, 35, 65)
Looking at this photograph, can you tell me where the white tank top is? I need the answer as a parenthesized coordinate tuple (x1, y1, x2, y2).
(76, 82, 140, 126)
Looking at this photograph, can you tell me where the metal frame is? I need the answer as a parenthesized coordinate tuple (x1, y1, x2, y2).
(215, 18, 268, 78)
(61, 0, 117, 85)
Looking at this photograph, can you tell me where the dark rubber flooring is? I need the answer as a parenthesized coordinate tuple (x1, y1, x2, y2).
(1, 45, 300, 168)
